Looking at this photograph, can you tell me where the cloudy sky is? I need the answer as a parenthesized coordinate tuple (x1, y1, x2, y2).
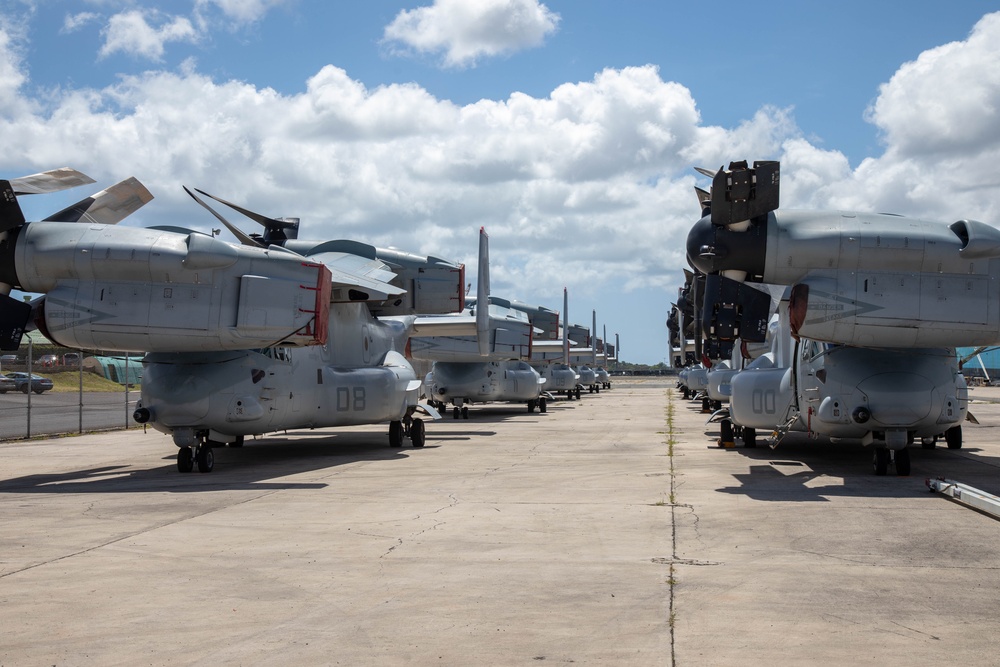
(2, 1, 998, 364)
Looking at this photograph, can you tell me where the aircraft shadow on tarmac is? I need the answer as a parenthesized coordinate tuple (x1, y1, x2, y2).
(0, 432, 427, 495)
(701, 428, 1000, 503)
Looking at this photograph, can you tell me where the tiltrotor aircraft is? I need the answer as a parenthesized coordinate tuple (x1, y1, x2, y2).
(0, 170, 472, 472)
(685, 160, 975, 475)
(408, 228, 548, 418)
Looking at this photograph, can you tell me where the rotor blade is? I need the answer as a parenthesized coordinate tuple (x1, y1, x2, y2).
(0, 181, 26, 233)
(44, 177, 153, 225)
(183, 186, 264, 248)
(192, 188, 296, 231)
(9, 168, 95, 195)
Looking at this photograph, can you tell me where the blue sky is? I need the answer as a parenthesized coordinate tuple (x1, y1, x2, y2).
(3, 1, 1000, 363)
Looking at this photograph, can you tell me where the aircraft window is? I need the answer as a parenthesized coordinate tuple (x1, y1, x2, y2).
(256, 347, 292, 362)
(801, 341, 833, 361)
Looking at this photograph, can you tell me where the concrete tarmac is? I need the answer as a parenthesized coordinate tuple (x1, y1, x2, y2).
(3, 381, 1000, 665)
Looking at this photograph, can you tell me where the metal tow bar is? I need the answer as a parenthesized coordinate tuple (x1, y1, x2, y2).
(926, 477, 1000, 520)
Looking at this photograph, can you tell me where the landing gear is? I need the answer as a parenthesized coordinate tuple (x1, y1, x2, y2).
(872, 447, 910, 476)
(389, 420, 404, 447)
(196, 444, 214, 473)
(462, 406, 469, 419)
(453, 406, 460, 419)
(873, 448, 889, 476)
(717, 420, 735, 448)
(390, 418, 425, 447)
(177, 447, 194, 473)
(575, 388, 582, 400)
(410, 418, 426, 448)
(177, 439, 214, 473)
(539, 397, 547, 413)
(893, 448, 911, 476)
(528, 399, 537, 413)
(743, 427, 757, 449)
(945, 425, 963, 449)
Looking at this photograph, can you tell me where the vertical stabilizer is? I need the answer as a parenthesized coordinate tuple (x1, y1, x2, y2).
(562, 288, 569, 364)
(476, 227, 490, 356)
(592, 310, 597, 364)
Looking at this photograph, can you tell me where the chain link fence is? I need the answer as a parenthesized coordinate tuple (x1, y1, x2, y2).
(0, 339, 143, 441)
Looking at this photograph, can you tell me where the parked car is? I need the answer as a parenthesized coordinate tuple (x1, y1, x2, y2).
(6, 372, 54, 394)
(39, 354, 59, 367)
(0, 374, 15, 393)
(0, 354, 17, 363)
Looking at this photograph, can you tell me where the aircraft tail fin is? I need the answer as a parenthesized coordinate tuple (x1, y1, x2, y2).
(476, 227, 490, 356)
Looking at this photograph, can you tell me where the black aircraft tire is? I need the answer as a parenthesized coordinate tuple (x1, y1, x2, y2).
(945, 426, 962, 450)
(196, 445, 214, 473)
(410, 419, 425, 448)
(540, 399, 547, 413)
(743, 427, 757, 449)
(389, 421, 404, 448)
(895, 448, 911, 476)
(177, 447, 194, 473)
(873, 448, 889, 476)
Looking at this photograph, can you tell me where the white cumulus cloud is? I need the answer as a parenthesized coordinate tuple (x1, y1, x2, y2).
(3, 11, 1000, 360)
(383, 0, 560, 68)
(99, 9, 199, 61)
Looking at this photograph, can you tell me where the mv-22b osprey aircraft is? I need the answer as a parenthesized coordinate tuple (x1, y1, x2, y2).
(0, 169, 474, 473)
(408, 228, 548, 418)
(686, 160, 974, 475)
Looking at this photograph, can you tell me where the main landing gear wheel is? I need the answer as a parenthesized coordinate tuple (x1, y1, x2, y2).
(177, 447, 194, 473)
(196, 444, 214, 473)
(743, 427, 757, 448)
(575, 388, 582, 400)
(527, 399, 537, 413)
(462, 406, 469, 419)
(945, 425, 962, 449)
(389, 420, 404, 448)
(410, 418, 426, 448)
(893, 448, 911, 476)
(452, 406, 460, 419)
(539, 398, 547, 413)
(873, 448, 889, 476)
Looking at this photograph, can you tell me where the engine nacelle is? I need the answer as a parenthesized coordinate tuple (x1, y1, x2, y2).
(9, 222, 332, 352)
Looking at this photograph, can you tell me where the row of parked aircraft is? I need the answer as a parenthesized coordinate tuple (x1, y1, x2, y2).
(671, 160, 979, 476)
(0, 168, 616, 473)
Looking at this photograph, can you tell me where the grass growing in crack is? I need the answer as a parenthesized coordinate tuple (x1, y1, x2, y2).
(666, 388, 678, 665)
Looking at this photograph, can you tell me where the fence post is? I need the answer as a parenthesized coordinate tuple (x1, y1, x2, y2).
(26, 338, 32, 438)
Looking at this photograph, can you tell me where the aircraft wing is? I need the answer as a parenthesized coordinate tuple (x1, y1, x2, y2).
(303, 250, 406, 302)
(409, 314, 478, 337)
